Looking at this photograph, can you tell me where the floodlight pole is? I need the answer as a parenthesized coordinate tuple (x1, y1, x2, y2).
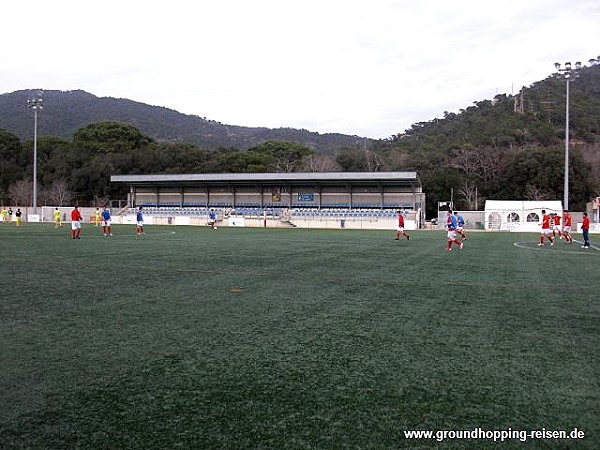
(554, 61, 581, 211)
(564, 75, 570, 211)
(27, 93, 43, 211)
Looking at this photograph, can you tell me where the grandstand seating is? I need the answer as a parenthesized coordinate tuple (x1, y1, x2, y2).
(131, 204, 411, 220)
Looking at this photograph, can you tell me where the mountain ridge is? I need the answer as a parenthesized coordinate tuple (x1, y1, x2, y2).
(0, 89, 367, 153)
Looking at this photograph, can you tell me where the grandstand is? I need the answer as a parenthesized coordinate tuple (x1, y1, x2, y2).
(110, 172, 425, 229)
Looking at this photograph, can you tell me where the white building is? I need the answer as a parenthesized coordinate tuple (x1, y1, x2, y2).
(484, 200, 563, 232)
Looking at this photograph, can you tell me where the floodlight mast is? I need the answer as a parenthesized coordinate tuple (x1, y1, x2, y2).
(553, 62, 581, 211)
(27, 93, 43, 211)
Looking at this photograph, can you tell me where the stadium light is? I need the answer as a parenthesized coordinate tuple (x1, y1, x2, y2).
(27, 92, 43, 210)
(554, 61, 581, 211)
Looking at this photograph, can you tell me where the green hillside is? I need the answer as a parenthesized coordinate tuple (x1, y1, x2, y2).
(0, 89, 366, 153)
(375, 62, 600, 214)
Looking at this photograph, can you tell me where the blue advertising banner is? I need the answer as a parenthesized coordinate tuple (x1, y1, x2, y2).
(298, 193, 315, 202)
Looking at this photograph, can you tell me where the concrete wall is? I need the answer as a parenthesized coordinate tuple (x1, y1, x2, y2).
(110, 213, 413, 231)
(14, 206, 598, 233)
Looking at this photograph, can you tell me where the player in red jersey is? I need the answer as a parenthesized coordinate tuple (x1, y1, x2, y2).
(551, 213, 561, 239)
(395, 211, 410, 240)
(561, 209, 573, 243)
(70, 206, 83, 239)
(581, 212, 590, 249)
(539, 209, 554, 246)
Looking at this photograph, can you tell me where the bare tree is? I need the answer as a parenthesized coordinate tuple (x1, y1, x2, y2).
(93, 196, 110, 208)
(8, 179, 32, 206)
(525, 184, 552, 201)
(387, 150, 408, 170)
(364, 150, 386, 172)
(301, 154, 341, 172)
(451, 147, 480, 178)
(459, 181, 479, 210)
(477, 148, 505, 183)
(451, 147, 504, 183)
(43, 179, 74, 206)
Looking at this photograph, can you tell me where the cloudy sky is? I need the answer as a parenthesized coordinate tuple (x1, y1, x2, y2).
(1, 0, 599, 138)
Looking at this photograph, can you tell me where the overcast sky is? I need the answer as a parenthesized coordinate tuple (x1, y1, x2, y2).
(2, 0, 599, 139)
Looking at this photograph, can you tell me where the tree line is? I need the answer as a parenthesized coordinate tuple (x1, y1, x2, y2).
(0, 115, 598, 217)
(0, 121, 335, 208)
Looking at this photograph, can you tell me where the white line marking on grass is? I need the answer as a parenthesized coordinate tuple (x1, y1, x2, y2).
(0, 231, 181, 240)
(513, 241, 600, 254)
(571, 239, 600, 251)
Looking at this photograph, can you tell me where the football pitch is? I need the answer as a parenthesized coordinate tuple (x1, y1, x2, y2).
(1, 224, 599, 450)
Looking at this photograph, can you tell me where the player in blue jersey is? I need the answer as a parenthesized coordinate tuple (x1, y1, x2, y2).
(136, 206, 145, 235)
(446, 210, 464, 251)
(208, 208, 217, 229)
(454, 211, 467, 240)
(101, 206, 112, 237)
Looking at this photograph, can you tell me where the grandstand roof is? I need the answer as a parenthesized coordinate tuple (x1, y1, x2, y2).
(111, 172, 420, 186)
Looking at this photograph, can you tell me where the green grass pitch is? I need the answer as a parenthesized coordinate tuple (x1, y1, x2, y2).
(1, 224, 598, 449)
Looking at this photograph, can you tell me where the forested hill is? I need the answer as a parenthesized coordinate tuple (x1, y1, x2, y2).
(372, 61, 600, 213)
(0, 89, 365, 153)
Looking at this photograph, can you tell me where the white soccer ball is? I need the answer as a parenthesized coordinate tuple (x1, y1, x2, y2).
(214, 226, 218, 230)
